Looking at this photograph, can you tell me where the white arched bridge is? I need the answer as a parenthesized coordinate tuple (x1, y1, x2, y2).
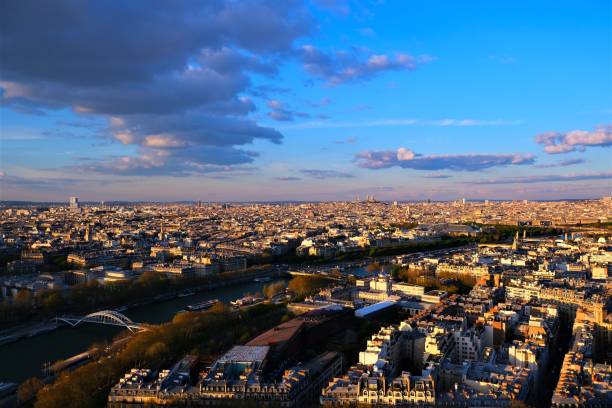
(56, 310, 147, 333)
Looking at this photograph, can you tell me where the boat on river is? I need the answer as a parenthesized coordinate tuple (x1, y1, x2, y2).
(230, 295, 264, 308)
(177, 290, 195, 298)
(184, 299, 219, 312)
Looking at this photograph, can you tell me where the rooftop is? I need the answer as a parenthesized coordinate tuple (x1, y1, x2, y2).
(217, 345, 270, 363)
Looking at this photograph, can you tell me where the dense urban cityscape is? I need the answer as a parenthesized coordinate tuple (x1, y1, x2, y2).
(0, 198, 609, 407)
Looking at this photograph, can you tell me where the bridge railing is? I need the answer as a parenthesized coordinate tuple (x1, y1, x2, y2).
(56, 310, 147, 333)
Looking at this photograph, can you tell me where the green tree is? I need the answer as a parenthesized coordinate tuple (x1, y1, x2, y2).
(14, 289, 33, 305)
(366, 262, 382, 273)
(40, 291, 64, 313)
(34, 304, 287, 408)
(287, 275, 329, 298)
(145, 341, 169, 366)
(397, 268, 419, 283)
(263, 281, 286, 298)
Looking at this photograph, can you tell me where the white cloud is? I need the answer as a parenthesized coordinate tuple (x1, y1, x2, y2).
(535, 125, 612, 154)
(356, 148, 535, 171)
(396, 148, 416, 161)
(298, 45, 433, 85)
(472, 172, 612, 185)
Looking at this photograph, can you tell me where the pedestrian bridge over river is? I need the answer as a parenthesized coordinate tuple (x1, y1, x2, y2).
(56, 310, 147, 333)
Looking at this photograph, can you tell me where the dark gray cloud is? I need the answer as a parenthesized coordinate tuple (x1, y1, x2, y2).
(0, 0, 312, 175)
(274, 176, 302, 181)
(534, 158, 586, 168)
(355, 147, 535, 171)
(534, 125, 612, 154)
(298, 45, 434, 85)
(69, 148, 261, 177)
(422, 173, 452, 179)
(0, 1, 311, 86)
(198, 47, 279, 77)
(300, 169, 354, 179)
(0, 172, 128, 190)
(472, 172, 612, 185)
(265, 99, 329, 122)
(266, 100, 311, 122)
(110, 114, 282, 147)
(2, 68, 253, 115)
(248, 85, 292, 99)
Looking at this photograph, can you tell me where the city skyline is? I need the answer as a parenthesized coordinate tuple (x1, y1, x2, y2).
(1, 198, 610, 406)
(1, 1, 611, 201)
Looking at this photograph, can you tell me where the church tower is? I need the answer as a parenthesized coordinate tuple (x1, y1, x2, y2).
(158, 221, 165, 241)
(512, 230, 520, 251)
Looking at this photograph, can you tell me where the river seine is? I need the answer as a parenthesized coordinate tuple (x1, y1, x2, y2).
(0, 279, 284, 383)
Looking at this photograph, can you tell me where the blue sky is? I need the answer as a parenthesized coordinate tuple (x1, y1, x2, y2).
(1, 0, 610, 201)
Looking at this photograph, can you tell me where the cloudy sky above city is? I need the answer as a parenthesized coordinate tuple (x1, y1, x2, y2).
(1, 0, 610, 201)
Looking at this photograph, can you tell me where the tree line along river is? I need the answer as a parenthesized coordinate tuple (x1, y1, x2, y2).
(0, 278, 286, 383)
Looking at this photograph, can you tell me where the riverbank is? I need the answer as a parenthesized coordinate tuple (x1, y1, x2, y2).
(0, 241, 476, 348)
(0, 267, 286, 346)
(0, 321, 60, 347)
(35, 304, 291, 407)
(0, 275, 289, 384)
(114, 267, 286, 312)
